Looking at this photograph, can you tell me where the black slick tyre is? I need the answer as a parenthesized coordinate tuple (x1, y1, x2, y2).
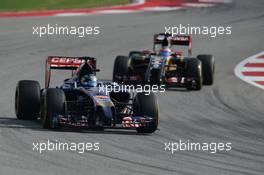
(197, 54, 215, 85)
(186, 58, 202, 90)
(113, 55, 131, 83)
(41, 88, 65, 129)
(133, 92, 159, 133)
(15, 80, 40, 120)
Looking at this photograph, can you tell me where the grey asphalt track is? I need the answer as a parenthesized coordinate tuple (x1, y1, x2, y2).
(0, 0, 264, 174)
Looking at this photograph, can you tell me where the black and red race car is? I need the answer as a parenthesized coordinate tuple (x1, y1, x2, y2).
(15, 56, 159, 133)
(113, 33, 215, 90)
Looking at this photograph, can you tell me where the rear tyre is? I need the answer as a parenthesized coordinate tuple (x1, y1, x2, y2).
(186, 58, 202, 90)
(133, 92, 159, 134)
(41, 88, 65, 129)
(15, 80, 40, 120)
(197, 54, 215, 85)
(113, 56, 131, 83)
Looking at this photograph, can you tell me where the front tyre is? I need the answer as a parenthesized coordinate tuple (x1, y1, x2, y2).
(148, 68, 162, 85)
(15, 80, 40, 120)
(41, 88, 65, 129)
(133, 92, 159, 133)
(186, 58, 202, 91)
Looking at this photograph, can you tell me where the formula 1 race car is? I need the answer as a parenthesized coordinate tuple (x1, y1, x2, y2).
(113, 33, 215, 90)
(15, 56, 159, 133)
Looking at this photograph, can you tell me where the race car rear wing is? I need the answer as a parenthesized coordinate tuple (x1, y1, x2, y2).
(153, 33, 192, 55)
(45, 56, 97, 88)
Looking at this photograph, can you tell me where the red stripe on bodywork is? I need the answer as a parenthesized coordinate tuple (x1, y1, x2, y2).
(242, 72, 264, 76)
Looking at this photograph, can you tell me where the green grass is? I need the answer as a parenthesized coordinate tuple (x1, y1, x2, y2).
(0, 0, 130, 12)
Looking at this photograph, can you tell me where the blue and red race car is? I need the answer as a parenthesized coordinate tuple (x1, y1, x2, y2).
(15, 56, 159, 133)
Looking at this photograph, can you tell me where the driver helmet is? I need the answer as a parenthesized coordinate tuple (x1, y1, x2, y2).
(159, 47, 172, 57)
(80, 74, 97, 87)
